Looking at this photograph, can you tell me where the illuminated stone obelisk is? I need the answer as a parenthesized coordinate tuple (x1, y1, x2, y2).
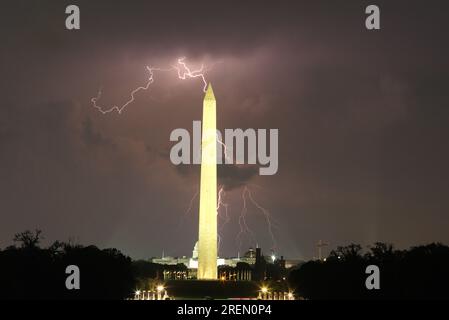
(197, 83, 217, 280)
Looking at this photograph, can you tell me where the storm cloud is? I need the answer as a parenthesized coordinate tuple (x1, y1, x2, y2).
(0, 0, 448, 259)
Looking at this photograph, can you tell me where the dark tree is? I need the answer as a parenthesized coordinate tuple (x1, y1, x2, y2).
(13, 229, 43, 249)
(289, 242, 449, 300)
(0, 231, 135, 300)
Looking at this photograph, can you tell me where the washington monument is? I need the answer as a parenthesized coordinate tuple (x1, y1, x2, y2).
(197, 83, 218, 280)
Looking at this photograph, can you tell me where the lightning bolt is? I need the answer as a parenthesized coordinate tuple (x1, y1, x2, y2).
(236, 186, 257, 253)
(177, 188, 199, 230)
(217, 185, 231, 254)
(172, 57, 208, 92)
(244, 186, 279, 251)
(91, 57, 210, 114)
(218, 138, 279, 253)
(217, 186, 230, 228)
(217, 136, 233, 164)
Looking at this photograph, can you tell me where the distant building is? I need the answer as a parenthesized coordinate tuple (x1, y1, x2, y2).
(252, 247, 266, 281)
(151, 243, 301, 281)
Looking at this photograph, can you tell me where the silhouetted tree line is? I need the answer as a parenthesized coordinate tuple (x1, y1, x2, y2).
(0, 230, 196, 299)
(3, 231, 448, 299)
(0, 230, 134, 299)
(288, 242, 449, 299)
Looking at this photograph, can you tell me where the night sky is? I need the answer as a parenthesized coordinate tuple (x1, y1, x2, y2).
(1, 0, 448, 260)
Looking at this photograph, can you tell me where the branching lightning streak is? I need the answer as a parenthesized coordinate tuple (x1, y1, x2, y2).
(218, 138, 279, 252)
(217, 136, 233, 164)
(218, 137, 256, 253)
(217, 185, 230, 254)
(236, 187, 257, 253)
(178, 188, 199, 226)
(217, 186, 230, 228)
(185, 188, 199, 218)
(173, 57, 208, 92)
(244, 186, 279, 251)
(91, 57, 209, 114)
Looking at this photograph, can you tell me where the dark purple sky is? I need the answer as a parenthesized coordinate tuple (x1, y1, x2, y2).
(1, 0, 448, 260)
